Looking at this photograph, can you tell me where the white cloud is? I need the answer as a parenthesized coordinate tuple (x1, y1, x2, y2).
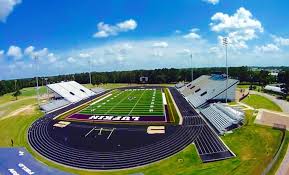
(183, 28, 201, 40)
(7, 45, 22, 59)
(272, 35, 289, 46)
(175, 30, 181, 34)
(210, 7, 263, 49)
(67, 57, 76, 63)
(177, 49, 191, 56)
(152, 42, 168, 48)
(203, 0, 219, 5)
(116, 19, 137, 31)
(255, 44, 280, 53)
(79, 53, 90, 58)
(152, 50, 164, 57)
(184, 32, 201, 40)
(24, 46, 52, 61)
(0, 0, 21, 22)
(24, 46, 35, 56)
(210, 7, 263, 32)
(0, 50, 4, 58)
(48, 53, 57, 63)
(93, 19, 137, 38)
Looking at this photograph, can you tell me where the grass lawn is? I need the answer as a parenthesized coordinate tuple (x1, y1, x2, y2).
(237, 84, 262, 91)
(267, 131, 289, 175)
(0, 86, 46, 106)
(241, 94, 282, 112)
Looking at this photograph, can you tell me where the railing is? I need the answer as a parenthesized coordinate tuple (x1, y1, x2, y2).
(262, 127, 286, 175)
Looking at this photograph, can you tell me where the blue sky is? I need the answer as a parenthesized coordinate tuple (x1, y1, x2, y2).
(0, 0, 289, 80)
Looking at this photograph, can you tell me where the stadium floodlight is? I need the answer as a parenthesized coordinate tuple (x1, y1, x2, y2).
(223, 37, 229, 103)
(33, 55, 40, 105)
(89, 57, 92, 85)
(14, 79, 17, 91)
(44, 78, 49, 95)
(190, 53, 194, 81)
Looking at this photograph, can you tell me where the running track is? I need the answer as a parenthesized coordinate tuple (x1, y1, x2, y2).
(28, 87, 234, 170)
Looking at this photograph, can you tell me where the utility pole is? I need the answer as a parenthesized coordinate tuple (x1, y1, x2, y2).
(223, 37, 229, 103)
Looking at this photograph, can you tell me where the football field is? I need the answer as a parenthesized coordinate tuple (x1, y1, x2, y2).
(81, 89, 164, 116)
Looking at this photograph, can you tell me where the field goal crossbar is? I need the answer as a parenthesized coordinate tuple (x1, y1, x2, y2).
(85, 127, 115, 140)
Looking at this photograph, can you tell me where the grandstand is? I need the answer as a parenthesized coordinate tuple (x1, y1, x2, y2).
(200, 103, 244, 135)
(176, 74, 244, 135)
(40, 81, 97, 113)
(177, 74, 239, 108)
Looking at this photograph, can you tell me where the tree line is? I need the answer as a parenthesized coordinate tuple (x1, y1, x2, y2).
(0, 66, 289, 96)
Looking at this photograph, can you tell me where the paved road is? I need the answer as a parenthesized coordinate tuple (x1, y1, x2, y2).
(250, 91, 289, 114)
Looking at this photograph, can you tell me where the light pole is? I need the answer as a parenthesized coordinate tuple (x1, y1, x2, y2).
(190, 53, 194, 81)
(34, 55, 40, 105)
(14, 79, 17, 91)
(223, 37, 229, 103)
(88, 57, 92, 85)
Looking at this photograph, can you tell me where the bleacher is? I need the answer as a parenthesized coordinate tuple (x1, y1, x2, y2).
(41, 81, 97, 113)
(40, 99, 70, 112)
(47, 81, 96, 103)
(175, 82, 185, 89)
(179, 74, 239, 108)
(200, 103, 244, 135)
(91, 87, 106, 94)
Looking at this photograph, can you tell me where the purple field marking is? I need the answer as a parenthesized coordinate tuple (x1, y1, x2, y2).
(66, 113, 167, 122)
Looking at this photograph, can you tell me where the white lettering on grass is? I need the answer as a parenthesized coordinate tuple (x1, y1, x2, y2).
(112, 116, 122, 120)
(103, 116, 114, 120)
(132, 117, 140, 121)
(89, 115, 99, 120)
(88, 116, 143, 121)
(121, 117, 130, 121)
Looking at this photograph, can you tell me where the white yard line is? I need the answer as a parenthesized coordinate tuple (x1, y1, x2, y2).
(128, 90, 147, 115)
(104, 90, 135, 115)
(90, 93, 112, 106)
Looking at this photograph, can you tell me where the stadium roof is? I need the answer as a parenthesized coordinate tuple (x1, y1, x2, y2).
(47, 81, 95, 103)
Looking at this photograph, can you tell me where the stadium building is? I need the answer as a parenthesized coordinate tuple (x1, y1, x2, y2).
(28, 74, 244, 170)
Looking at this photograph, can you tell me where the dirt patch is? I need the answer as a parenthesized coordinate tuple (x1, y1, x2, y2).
(0, 105, 35, 120)
(255, 110, 289, 130)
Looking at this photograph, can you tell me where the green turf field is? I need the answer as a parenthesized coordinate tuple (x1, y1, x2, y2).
(79, 89, 165, 116)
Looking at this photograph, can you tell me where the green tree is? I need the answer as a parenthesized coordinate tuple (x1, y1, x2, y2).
(12, 89, 21, 100)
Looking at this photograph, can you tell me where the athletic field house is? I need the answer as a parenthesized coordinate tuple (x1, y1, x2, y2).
(28, 73, 244, 170)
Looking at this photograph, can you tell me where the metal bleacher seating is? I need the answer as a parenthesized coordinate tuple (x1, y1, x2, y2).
(47, 81, 96, 103)
(91, 87, 106, 94)
(179, 74, 239, 108)
(41, 81, 97, 112)
(214, 103, 244, 122)
(200, 103, 244, 135)
(40, 99, 71, 112)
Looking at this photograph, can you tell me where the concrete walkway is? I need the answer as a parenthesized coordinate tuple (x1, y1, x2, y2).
(276, 144, 289, 175)
(250, 91, 289, 114)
